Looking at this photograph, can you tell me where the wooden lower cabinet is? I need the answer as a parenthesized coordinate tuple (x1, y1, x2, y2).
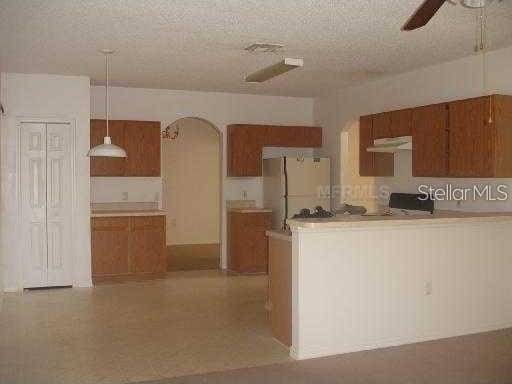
(268, 235, 292, 347)
(91, 215, 166, 280)
(91, 217, 131, 276)
(228, 211, 272, 274)
(130, 216, 167, 274)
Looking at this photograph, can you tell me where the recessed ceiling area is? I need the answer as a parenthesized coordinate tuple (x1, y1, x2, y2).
(1, 0, 511, 97)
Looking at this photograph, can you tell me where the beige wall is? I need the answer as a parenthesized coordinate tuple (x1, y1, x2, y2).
(162, 118, 220, 245)
(339, 122, 378, 212)
(315, 45, 512, 212)
(1, 73, 91, 291)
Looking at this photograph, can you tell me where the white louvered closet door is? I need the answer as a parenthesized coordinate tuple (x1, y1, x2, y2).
(20, 122, 73, 288)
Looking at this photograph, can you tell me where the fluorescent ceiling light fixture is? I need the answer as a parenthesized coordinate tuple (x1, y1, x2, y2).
(88, 49, 127, 158)
(245, 58, 304, 83)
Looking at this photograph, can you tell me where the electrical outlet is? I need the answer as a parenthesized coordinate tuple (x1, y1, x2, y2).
(242, 190, 248, 200)
(121, 192, 129, 201)
(425, 281, 433, 296)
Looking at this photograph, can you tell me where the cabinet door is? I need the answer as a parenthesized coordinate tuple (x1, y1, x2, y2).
(124, 121, 161, 176)
(449, 97, 495, 177)
(302, 127, 322, 147)
(228, 212, 270, 273)
(227, 126, 261, 176)
(412, 104, 449, 177)
(359, 116, 374, 177)
(130, 216, 166, 274)
(91, 217, 130, 276)
(247, 213, 271, 273)
(372, 112, 392, 139)
(391, 109, 412, 137)
(90, 120, 127, 176)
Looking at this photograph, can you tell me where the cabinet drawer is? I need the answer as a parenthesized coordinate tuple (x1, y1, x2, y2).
(91, 217, 130, 231)
(131, 215, 165, 230)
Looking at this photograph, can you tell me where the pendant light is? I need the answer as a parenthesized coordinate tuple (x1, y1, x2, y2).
(475, 6, 493, 124)
(87, 49, 127, 158)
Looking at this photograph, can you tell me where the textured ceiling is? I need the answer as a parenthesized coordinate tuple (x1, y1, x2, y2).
(1, 0, 512, 97)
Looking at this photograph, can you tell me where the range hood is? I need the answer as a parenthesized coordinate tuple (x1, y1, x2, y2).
(367, 136, 412, 153)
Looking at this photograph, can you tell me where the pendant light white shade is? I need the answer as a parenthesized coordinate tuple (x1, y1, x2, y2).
(87, 136, 127, 157)
(87, 49, 127, 158)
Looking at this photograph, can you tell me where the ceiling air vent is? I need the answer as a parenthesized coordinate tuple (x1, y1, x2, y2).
(245, 43, 284, 53)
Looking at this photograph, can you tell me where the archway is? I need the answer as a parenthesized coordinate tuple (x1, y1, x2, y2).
(162, 117, 222, 271)
(339, 119, 379, 212)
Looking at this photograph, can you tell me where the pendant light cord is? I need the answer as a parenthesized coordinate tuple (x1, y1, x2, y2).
(105, 52, 110, 137)
(478, 6, 492, 124)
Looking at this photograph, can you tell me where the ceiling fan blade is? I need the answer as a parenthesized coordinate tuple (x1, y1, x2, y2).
(402, 0, 447, 31)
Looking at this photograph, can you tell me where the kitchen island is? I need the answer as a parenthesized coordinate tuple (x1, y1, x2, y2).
(286, 211, 512, 360)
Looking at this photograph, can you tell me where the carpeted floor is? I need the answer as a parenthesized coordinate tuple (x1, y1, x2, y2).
(167, 243, 220, 271)
(142, 328, 512, 384)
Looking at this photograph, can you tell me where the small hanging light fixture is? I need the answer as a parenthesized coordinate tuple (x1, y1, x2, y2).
(87, 49, 127, 158)
(475, 5, 493, 124)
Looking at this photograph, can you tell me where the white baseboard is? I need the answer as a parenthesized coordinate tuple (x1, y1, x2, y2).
(291, 322, 512, 360)
(3, 286, 20, 293)
(74, 280, 93, 288)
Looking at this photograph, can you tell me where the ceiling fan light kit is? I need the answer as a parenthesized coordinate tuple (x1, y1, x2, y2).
(402, 0, 497, 31)
(245, 58, 304, 83)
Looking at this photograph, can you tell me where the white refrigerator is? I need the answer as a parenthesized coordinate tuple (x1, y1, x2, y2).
(263, 157, 331, 230)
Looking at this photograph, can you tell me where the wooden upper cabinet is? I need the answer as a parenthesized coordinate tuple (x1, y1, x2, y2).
(372, 112, 392, 139)
(412, 103, 449, 177)
(359, 115, 394, 177)
(124, 121, 161, 176)
(90, 120, 127, 176)
(227, 125, 262, 177)
(361, 94, 512, 179)
(227, 124, 322, 177)
(90, 119, 161, 177)
(493, 95, 512, 177)
(373, 110, 412, 139)
(448, 97, 495, 178)
(391, 109, 413, 137)
(359, 115, 374, 177)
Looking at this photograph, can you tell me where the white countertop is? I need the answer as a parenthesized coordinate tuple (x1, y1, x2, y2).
(228, 208, 273, 213)
(287, 210, 512, 231)
(91, 209, 166, 218)
(266, 230, 292, 242)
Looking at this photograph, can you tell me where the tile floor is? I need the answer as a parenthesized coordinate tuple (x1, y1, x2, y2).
(0, 271, 290, 384)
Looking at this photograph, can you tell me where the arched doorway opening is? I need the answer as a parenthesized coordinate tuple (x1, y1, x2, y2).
(339, 119, 379, 212)
(162, 117, 222, 271)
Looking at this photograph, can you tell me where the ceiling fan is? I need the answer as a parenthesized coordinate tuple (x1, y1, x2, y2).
(402, 0, 499, 31)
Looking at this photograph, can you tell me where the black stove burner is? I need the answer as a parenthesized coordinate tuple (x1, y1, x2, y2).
(292, 206, 333, 219)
